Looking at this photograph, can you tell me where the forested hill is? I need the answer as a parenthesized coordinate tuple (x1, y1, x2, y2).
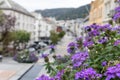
(35, 4, 90, 20)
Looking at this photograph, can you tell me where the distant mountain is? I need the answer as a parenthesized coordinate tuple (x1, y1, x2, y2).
(35, 4, 91, 20)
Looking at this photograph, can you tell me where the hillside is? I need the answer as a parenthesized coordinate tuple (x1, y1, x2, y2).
(35, 4, 90, 20)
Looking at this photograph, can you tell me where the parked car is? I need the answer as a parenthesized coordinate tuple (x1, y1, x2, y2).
(38, 42, 47, 48)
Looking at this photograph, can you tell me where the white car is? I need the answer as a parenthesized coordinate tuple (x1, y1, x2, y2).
(38, 42, 47, 47)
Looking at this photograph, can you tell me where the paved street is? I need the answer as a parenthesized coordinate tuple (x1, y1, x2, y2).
(55, 34, 74, 56)
(0, 57, 34, 80)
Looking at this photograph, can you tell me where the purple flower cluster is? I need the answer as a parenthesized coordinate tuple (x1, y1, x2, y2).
(101, 24, 112, 31)
(102, 61, 107, 66)
(29, 53, 38, 62)
(68, 42, 77, 47)
(113, 5, 120, 21)
(71, 51, 89, 67)
(41, 53, 49, 58)
(84, 24, 111, 47)
(75, 36, 83, 48)
(36, 70, 64, 80)
(67, 42, 78, 54)
(54, 70, 64, 80)
(83, 37, 94, 47)
(75, 68, 102, 80)
(104, 64, 120, 80)
(85, 24, 101, 37)
(88, 30, 100, 36)
(76, 36, 82, 41)
(114, 39, 120, 46)
(112, 26, 120, 33)
(49, 45, 55, 49)
(98, 37, 108, 44)
(36, 75, 53, 80)
(115, 6, 120, 12)
(85, 24, 112, 35)
(113, 12, 120, 21)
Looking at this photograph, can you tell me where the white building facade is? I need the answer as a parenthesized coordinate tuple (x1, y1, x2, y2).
(56, 19, 85, 37)
(32, 13, 56, 43)
(103, 0, 119, 24)
(0, 0, 36, 43)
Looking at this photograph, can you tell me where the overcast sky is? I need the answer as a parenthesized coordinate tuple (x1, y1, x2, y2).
(12, 0, 92, 11)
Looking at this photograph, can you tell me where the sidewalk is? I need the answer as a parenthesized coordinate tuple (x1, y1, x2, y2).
(0, 57, 34, 80)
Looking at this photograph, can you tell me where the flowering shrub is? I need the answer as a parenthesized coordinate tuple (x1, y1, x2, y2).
(37, 1, 120, 80)
(75, 68, 102, 80)
(67, 42, 78, 54)
(104, 64, 120, 80)
(71, 51, 89, 68)
(13, 49, 38, 63)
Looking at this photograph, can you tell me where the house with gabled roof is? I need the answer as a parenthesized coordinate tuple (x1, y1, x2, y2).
(0, 0, 36, 43)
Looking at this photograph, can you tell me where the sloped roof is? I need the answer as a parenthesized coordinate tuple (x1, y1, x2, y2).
(0, 0, 34, 17)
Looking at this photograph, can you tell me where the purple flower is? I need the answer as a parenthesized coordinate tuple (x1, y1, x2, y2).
(76, 36, 82, 42)
(71, 51, 89, 67)
(115, 6, 120, 12)
(49, 45, 55, 49)
(113, 12, 120, 21)
(68, 42, 77, 47)
(75, 68, 102, 80)
(114, 39, 120, 46)
(112, 26, 120, 33)
(83, 37, 94, 47)
(29, 53, 38, 62)
(102, 61, 107, 66)
(85, 26, 91, 32)
(117, 0, 120, 2)
(41, 54, 49, 58)
(56, 55, 62, 59)
(54, 70, 64, 80)
(67, 47, 77, 54)
(98, 37, 108, 44)
(101, 24, 112, 31)
(36, 75, 52, 80)
(104, 64, 120, 80)
(91, 23, 101, 30)
(67, 42, 78, 54)
(88, 30, 100, 36)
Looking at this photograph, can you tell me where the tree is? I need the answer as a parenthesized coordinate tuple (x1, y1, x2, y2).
(58, 31, 65, 38)
(0, 12, 16, 55)
(50, 30, 65, 44)
(12, 30, 30, 51)
(50, 31, 60, 44)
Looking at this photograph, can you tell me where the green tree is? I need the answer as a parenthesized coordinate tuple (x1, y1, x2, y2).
(11, 30, 30, 54)
(50, 31, 60, 44)
(58, 31, 65, 38)
(0, 12, 16, 55)
(50, 31, 65, 44)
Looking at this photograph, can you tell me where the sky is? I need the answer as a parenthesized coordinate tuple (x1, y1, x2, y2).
(12, 0, 92, 11)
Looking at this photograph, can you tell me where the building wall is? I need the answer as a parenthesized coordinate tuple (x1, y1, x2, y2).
(39, 20, 52, 38)
(103, 0, 119, 24)
(2, 10, 36, 43)
(33, 13, 53, 42)
(90, 0, 119, 25)
(89, 0, 104, 25)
